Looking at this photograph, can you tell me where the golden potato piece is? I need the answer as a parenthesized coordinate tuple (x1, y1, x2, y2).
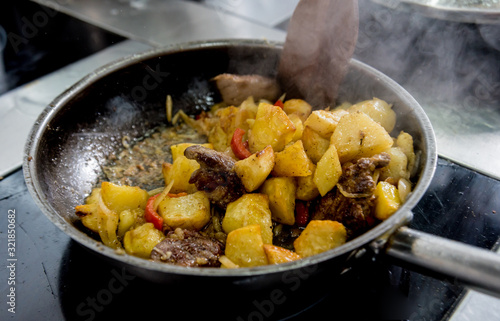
(248, 102, 296, 153)
(288, 113, 304, 142)
(260, 177, 296, 225)
(85, 187, 101, 205)
(272, 140, 314, 177)
(215, 103, 258, 147)
(234, 145, 275, 192)
(282, 98, 312, 123)
(225, 224, 269, 267)
(313, 144, 342, 196)
(295, 165, 320, 201)
(294, 220, 347, 258)
(330, 112, 394, 163)
(171, 143, 213, 161)
(208, 123, 229, 152)
(347, 97, 396, 133)
(100, 182, 149, 214)
(396, 131, 416, 175)
(76, 203, 100, 233)
(304, 109, 348, 138)
(123, 223, 165, 259)
(217, 106, 239, 136)
(239, 95, 259, 115)
(222, 193, 273, 244)
(301, 126, 330, 164)
(162, 156, 199, 194)
(374, 181, 401, 220)
(379, 147, 410, 183)
(157, 191, 211, 231)
(263, 244, 301, 264)
(117, 208, 144, 237)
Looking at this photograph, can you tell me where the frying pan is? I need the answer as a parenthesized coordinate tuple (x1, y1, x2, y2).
(23, 39, 500, 297)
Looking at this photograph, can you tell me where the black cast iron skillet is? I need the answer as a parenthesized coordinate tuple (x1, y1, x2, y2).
(23, 39, 500, 296)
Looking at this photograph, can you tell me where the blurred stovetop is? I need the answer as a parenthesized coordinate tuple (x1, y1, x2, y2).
(1, 1, 500, 320)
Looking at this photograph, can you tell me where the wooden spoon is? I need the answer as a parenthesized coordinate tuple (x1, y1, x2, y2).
(278, 0, 359, 109)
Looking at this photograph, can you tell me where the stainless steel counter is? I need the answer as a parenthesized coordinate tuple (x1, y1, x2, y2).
(2, 0, 499, 319)
(34, 0, 289, 47)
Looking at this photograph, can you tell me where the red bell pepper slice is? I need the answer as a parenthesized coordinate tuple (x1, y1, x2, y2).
(295, 201, 309, 227)
(231, 128, 252, 160)
(144, 194, 164, 230)
(274, 99, 284, 108)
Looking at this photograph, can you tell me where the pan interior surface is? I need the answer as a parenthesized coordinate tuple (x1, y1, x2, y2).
(23, 40, 436, 280)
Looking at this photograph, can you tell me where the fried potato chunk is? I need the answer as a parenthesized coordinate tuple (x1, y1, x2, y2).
(330, 112, 394, 163)
(225, 224, 269, 267)
(301, 126, 330, 164)
(282, 98, 312, 123)
(123, 223, 165, 259)
(347, 97, 396, 133)
(288, 113, 304, 142)
(76, 203, 100, 233)
(162, 155, 201, 194)
(272, 140, 314, 177)
(263, 244, 301, 264)
(396, 131, 416, 175)
(248, 102, 296, 153)
(260, 177, 296, 225)
(374, 181, 401, 220)
(379, 147, 410, 183)
(100, 182, 149, 214)
(157, 191, 211, 231)
(295, 166, 320, 201)
(294, 220, 347, 258)
(303, 109, 348, 138)
(117, 208, 144, 237)
(313, 144, 342, 196)
(234, 145, 275, 192)
(222, 193, 273, 244)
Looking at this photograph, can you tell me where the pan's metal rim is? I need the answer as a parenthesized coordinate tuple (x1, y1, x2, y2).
(23, 38, 437, 278)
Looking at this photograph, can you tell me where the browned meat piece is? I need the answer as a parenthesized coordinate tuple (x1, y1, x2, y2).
(184, 145, 245, 209)
(312, 189, 375, 238)
(337, 152, 391, 196)
(150, 228, 224, 267)
(312, 153, 390, 237)
(213, 73, 281, 106)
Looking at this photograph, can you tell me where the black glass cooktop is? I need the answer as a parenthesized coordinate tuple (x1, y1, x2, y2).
(0, 0, 124, 96)
(1, 1, 500, 320)
(1, 158, 499, 320)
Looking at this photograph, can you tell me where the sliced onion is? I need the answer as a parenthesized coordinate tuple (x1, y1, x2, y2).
(219, 255, 239, 269)
(97, 192, 121, 249)
(148, 187, 164, 197)
(166, 94, 172, 123)
(153, 180, 175, 211)
(337, 184, 372, 199)
(398, 178, 412, 202)
(372, 169, 380, 185)
(121, 135, 131, 149)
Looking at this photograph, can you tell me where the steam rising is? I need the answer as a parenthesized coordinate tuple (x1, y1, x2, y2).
(356, 0, 500, 108)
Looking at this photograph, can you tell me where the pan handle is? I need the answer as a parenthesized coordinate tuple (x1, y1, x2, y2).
(384, 226, 500, 298)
